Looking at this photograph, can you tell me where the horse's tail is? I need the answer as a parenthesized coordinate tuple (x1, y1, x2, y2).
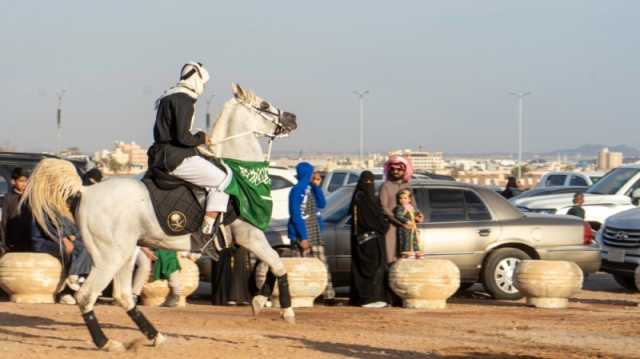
(22, 158, 84, 239)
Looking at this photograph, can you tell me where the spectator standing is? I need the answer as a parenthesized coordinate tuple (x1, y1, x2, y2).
(349, 171, 389, 308)
(1, 168, 32, 252)
(567, 193, 585, 219)
(393, 189, 424, 258)
(153, 250, 182, 307)
(379, 156, 414, 264)
(501, 176, 521, 199)
(287, 163, 335, 301)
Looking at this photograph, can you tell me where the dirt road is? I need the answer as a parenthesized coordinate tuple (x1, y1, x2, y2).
(1, 273, 639, 359)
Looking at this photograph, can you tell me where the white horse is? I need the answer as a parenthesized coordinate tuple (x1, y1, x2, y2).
(23, 84, 298, 351)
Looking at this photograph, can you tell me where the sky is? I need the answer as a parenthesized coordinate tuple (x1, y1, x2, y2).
(1, 1, 639, 155)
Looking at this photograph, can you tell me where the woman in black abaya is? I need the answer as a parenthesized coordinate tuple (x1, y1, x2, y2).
(349, 171, 390, 308)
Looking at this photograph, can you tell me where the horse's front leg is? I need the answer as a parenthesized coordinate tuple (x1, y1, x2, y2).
(231, 220, 295, 323)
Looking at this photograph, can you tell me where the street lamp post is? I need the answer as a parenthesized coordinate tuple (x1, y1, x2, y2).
(353, 90, 370, 166)
(56, 89, 67, 155)
(509, 91, 531, 179)
(205, 93, 215, 130)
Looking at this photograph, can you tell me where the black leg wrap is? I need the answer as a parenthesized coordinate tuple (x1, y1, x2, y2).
(127, 306, 159, 340)
(259, 270, 277, 297)
(82, 311, 109, 349)
(277, 274, 292, 308)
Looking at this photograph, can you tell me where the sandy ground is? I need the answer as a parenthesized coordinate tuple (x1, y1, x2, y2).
(1, 273, 640, 359)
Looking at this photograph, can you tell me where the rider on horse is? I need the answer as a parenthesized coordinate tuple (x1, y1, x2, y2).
(147, 62, 231, 238)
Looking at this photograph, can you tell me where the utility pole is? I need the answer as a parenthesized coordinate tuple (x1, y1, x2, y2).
(353, 90, 370, 166)
(56, 89, 67, 155)
(205, 93, 215, 130)
(509, 91, 531, 179)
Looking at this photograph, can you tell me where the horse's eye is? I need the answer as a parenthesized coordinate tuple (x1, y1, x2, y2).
(259, 101, 270, 111)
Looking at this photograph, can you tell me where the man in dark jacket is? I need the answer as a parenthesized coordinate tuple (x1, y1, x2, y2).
(147, 62, 232, 237)
(1, 167, 32, 252)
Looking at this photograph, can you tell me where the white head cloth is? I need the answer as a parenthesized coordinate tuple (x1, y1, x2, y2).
(155, 62, 210, 108)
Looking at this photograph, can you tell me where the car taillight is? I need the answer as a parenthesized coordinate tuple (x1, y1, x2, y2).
(583, 222, 593, 245)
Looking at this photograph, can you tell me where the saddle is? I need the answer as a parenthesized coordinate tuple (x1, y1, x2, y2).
(142, 162, 238, 236)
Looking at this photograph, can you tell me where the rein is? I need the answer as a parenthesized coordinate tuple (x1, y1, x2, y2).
(207, 99, 289, 161)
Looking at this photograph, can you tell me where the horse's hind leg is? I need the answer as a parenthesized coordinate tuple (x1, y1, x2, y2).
(112, 251, 166, 346)
(76, 260, 127, 351)
(231, 221, 295, 323)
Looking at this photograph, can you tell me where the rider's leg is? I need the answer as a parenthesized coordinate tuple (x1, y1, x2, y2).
(169, 156, 232, 233)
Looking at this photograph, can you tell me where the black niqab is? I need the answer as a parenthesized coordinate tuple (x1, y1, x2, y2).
(349, 171, 389, 306)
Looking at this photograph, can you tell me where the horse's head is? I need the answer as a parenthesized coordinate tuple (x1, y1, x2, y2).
(231, 83, 298, 137)
(208, 83, 298, 161)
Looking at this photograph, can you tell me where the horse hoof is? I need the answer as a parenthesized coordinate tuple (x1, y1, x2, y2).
(153, 333, 167, 347)
(102, 339, 125, 352)
(281, 308, 295, 324)
(251, 295, 267, 317)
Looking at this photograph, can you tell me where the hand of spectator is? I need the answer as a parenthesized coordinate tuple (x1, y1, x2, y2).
(299, 239, 310, 251)
(62, 237, 74, 256)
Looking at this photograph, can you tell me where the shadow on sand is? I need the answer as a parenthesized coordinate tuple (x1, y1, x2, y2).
(266, 335, 542, 359)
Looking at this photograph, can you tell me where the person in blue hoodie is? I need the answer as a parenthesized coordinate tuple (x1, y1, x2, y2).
(287, 162, 335, 301)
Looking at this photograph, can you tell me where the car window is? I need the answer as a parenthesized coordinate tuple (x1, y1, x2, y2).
(347, 173, 359, 184)
(588, 168, 640, 195)
(464, 191, 492, 221)
(327, 172, 347, 192)
(625, 178, 640, 197)
(427, 189, 466, 222)
(269, 175, 293, 190)
(569, 175, 588, 186)
(323, 186, 355, 222)
(545, 175, 566, 187)
(0, 176, 7, 196)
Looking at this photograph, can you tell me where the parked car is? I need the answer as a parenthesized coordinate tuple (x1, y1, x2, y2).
(510, 186, 588, 202)
(266, 180, 601, 300)
(268, 167, 297, 221)
(513, 165, 640, 231)
(535, 171, 603, 188)
(597, 207, 640, 291)
(0, 152, 88, 209)
(321, 169, 450, 195)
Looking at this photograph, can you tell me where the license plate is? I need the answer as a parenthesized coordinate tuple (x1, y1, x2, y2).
(608, 249, 625, 263)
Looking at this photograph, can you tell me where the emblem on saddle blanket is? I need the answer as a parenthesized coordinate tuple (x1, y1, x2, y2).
(167, 211, 187, 233)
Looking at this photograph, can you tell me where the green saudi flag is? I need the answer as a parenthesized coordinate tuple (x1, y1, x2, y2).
(223, 158, 273, 231)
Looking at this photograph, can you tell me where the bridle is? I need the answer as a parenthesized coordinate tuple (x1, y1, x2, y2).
(208, 98, 292, 161)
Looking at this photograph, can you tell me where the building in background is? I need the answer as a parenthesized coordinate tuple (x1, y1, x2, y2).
(597, 147, 624, 170)
(94, 141, 148, 174)
(389, 149, 444, 172)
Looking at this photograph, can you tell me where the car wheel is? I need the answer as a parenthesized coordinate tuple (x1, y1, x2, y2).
(613, 274, 639, 292)
(482, 248, 531, 300)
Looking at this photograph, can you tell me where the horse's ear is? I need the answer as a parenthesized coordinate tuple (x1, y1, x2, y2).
(232, 83, 246, 101)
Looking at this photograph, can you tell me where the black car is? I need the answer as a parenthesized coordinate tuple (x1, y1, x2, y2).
(0, 152, 88, 208)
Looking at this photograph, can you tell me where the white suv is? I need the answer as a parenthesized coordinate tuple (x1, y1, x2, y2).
(513, 165, 640, 230)
(536, 171, 603, 188)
